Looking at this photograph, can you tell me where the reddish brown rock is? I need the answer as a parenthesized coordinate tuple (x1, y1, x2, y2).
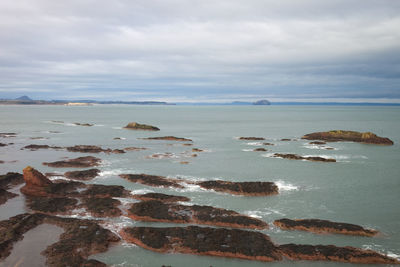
(141, 136, 192, 142)
(253, 148, 267, 152)
(64, 169, 100, 181)
(120, 226, 281, 262)
(0, 213, 119, 266)
(197, 180, 278, 196)
(183, 143, 193, 146)
(127, 200, 269, 230)
(278, 244, 399, 264)
(180, 161, 190, 164)
(132, 193, 190, 203)
(274, 218, 378, 237)
(23, 166, 53, 187)
(192, 148, 204, 152)
(239, 137, 265, 140)
(273, 153, 336, 162)
(302, 130, 394, 145)
(120, 173, 184, 189)
(43, 156, 101, 168)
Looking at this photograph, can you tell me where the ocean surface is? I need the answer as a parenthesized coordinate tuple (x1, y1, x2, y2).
(0, 104, 399, 267)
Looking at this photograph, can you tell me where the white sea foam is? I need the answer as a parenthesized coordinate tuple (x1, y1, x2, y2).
(387, 252, 400, 260)
(246, 142, 263, 146)
(261, 153, 276, 158)
(241, 149, 253, 152)
(99, 169, 125, 177)
(130, 189, 154, 195)
(112, 127, 123, 130)
(304, 154, 368, 160)
(47, 176, 70, 181)
(303, 144, 336, 150)
(275, 180, 299, 191)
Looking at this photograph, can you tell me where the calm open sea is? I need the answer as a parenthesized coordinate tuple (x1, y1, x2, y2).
(0, 105, 399, 267)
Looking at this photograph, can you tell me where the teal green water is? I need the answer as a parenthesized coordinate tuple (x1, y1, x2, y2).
(0, 105, 399, 267)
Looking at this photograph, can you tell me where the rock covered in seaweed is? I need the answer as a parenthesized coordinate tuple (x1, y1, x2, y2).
(302, 130, 394, 145)
(196, 180, 278, 196)
(131, 192, 190, 203)
(124, 122, 160, 131)
(120, 173, 184, 189)
(64, 169, 100, 180)
(127, 200, 269, 230)
(43, 156, 101, 168)
(274, 218, 378, 237)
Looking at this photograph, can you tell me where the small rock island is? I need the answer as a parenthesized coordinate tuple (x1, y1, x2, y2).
(302, 130, 393, 145)
(124, 122, 160, 131)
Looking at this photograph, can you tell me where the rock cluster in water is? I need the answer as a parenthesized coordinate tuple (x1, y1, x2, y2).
(273, 153, 336, 162)
(43, 156, 101, 168)
(140, 136, 193, 142)
(120, 173, 184, 189)
(302, 130, 394, 145)
(196, 180, 279, 196)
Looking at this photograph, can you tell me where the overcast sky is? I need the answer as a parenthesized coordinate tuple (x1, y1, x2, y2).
(0, 0, 399, 102)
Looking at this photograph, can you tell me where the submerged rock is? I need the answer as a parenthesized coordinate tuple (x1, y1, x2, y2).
(121, 226, 281, 262)
(197, 180, 279, 196)
(239, 137, 265, 140)
(0, 213, 119, 266)
(273, 153, 336, 163)
(120, 173, 184, 189)
(302, 130, 394, 145)
(43, 156, 101, 168)
(64, 168, 100, 180)
(131, 192, 190, 203)
(141, 136, 193, 142)
(127, 200, 269, 230)
(274, 218, 378, 237)
(124, 122, 160, 131)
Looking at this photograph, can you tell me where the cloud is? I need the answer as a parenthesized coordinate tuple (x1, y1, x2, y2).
(0, 0, 399, 101)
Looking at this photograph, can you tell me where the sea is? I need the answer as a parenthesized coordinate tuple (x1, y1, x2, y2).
(0, 104, 399, 267)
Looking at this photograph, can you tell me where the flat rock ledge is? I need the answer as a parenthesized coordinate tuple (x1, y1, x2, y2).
(127, 200, 268, 230)
(124, 122, 160, 131)
(43, 156, 101, 168)
(64, 168, 100, 180)
(140, 136, 193, 142)
(120, 226, 399, 264)
(239, 137, 265, 140)
(273, 153, 336, 163)
(131, 192, 190, 203)
(0, 213, 119, 267)
(23, 144, 125, 154)
(120, 173, 184, 189)
(302, 130, 394, 145)
(274, 218, 378, 237)
(196, 180, 279, 196)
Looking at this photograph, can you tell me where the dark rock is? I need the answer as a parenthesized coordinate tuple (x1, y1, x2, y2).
(27, 197, 78, 214)
(274, 218, 378, 237)
(280, 139, 291, 141)
(124, 122, 160, 131)
(141, 136, 192, 142)
(239, 137, 265, 140)
(278, 244, 399, 264)
(0, 143, 7, 147)
(197, 180, 278, 196)
(110, 149, 125, 154)
(0, 133, 17, 138)
(74, 122, 94, 126)
(120, 226, 281, 261)
(0, 188, 18, 205)
(0, 172, 24, 189)
(0, 213, 119, 266)
(253, 148, 267, 152)
(192, 148, 204, 152)
(66, 145, 105, 153)
(64, 169, 100, 180)
(81, 184, 129, 198)
(124, 147, 147, 151)
(132, 192, 190, 203)
(120, 173, 184, 189)
(263, 142, 274, 146)
(23, 144, 63, 150)
(273, 153, 336, 162)
(43, 156, 101, 168)
(309, 141, 327, 145)
(302, 130, 394, 145)
(127, 200, 269, 230)
(82, 197, 122, 217)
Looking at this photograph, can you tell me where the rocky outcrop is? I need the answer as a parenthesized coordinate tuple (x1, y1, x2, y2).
(239, 137, 265, 140)
(82, 197, 122, 217)
(26, 197, 78, 214)
(273, 153, 336, 162)
(124, 122, 160, 131)
(131, 193, 190, 203)
(120, 225, 399, 264)
(66, 145, 125, 154)
(120, 226, 281, 262)
(120, 173, 184, 189)
(0, 172, 24, 189)
(141, 136, 192, 142)
(0, 213, 119, 266)
(278, 244, 399, 264)
(43, 156, 101, 168)
(127, 200, 268, 230)
(64, 169, 100, 180)
(302, 130, 394, 145)
(274, 219, 378, 237)
(197, 180, 279, 196)
(80, 184, 130, 198)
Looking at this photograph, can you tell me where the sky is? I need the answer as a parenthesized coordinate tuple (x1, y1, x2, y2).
(0, 0, 399, 103)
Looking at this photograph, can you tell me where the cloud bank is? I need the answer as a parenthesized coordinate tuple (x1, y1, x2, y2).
(0, 0, 399, 102)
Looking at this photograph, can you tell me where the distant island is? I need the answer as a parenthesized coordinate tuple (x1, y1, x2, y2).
(0, 96, 174, 105)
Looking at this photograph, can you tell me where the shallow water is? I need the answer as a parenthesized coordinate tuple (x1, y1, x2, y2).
(0, 105, 399, 266)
